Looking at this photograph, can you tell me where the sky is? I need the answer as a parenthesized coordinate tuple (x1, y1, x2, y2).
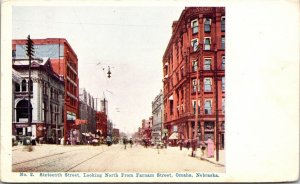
(12, 5, 184, 134)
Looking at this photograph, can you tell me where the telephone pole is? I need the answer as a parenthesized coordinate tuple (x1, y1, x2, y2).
(26, 35, 34, 136)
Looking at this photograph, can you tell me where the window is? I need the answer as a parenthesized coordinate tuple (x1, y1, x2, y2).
(192, 60, 198, 72)
(222, 77, 225, 91)
(21, 79, 27, 91)
(50, 105, 53, 124)
(222, 98, 225, 114)
(191, 19, 199, 34)
(204, 100, 212, 115)
(204, 37, 211, 50)
(15, 83, 20, 92)
(204, 18, 211, 32)
(204, 78, 212, 92)
(204, 58, 211, 70)
(29, 79, 33, 92)
(51, 88, 53, 99)
(170, 100, 174, 115)
(192, 100, 200, 115)
(222, 56, 225, 70)
(221, 36, 225, 49)
(191, 39, 198, 52)
(192, 79, 197, 93)
(42, 102, 46, 121)
(192, 79, 200, 92)
(221, 16, 225, 32)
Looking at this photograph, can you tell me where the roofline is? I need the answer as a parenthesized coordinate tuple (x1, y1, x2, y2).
(12, 38, 78, 59)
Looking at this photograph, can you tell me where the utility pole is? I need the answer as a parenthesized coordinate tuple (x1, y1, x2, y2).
(26, 35, 34, 136)
(192, 44, 202, 156)
(214, 16, 220, 162)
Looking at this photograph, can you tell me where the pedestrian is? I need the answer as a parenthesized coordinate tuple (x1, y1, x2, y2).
(207, 137, 214, 158)
(200, 141, 206, 157)
(31, 135, 36, 146)
(123, 137, 127, 149)
(179, 139, 183, 150)
(129, 138, 133, 148)
(187, 140, 190, 150)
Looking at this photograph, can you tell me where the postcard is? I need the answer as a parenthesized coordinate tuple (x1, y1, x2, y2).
(1, 0, 299, 183)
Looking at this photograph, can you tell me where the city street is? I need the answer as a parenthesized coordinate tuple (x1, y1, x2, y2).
(12, 144, 225, 173)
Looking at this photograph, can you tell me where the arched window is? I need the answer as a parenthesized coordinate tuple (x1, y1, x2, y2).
(16, 100, 32, 122)
(15, 82, 20, 92)
(21, 79, 27, 91)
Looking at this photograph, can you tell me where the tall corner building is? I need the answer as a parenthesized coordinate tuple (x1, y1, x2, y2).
(162, 7, 225, 149)
(12, 38, 79, 143)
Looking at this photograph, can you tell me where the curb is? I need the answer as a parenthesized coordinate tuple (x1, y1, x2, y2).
(200, 157, 225, 167)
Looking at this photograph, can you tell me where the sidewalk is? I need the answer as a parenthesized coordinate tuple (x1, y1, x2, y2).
(155, 146, 225, 167)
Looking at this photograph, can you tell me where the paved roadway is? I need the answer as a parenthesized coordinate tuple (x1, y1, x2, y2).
(12, 144, 225, 173)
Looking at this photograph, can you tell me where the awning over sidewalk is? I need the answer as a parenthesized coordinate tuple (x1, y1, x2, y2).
(168, 132, 178, 140)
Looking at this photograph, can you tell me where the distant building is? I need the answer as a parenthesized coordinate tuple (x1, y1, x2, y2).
(13, 58, 64, 143)
(112, 128, 120, 143)
(141, 117, 152, 142)
(162, 7, 225, 149)
(79, 88, 96, 143)
(96, 111, 107, 142)
(107, 120, 113, 141)
(151, 90, 164, 144)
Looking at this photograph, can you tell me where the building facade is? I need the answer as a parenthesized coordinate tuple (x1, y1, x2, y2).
(96, 111, 108, 143)
(162, 7, 225, 149)
(12, 58, 64, 143)
(112, 128, 120, 144)
(13, 38, 79, 144)
(79, 88, 96, 143)
(151, 90, 164, 144)
(140, 117, 153, 142)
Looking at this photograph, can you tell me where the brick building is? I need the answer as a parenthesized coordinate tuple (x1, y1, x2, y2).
(13, 38, 79, 144)
(162, 7, 225, 149)
(96, 111, 108, 142)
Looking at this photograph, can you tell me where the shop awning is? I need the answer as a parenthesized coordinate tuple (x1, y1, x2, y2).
(168, 132, 178, 140)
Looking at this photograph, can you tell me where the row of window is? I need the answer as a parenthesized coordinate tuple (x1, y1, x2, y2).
(168, 98, 225, 117)
(15, 79, 33, 92)
(192, 98, 225, 115)
(67, 81, 77, 95)
(67, 66, 77, 82)
(192, 77, 225, 93)
(41, 102, 61, 124)
(192, 56, 225, 71)
(191, 17, 225, 34)
(191, 37, 225, 52)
